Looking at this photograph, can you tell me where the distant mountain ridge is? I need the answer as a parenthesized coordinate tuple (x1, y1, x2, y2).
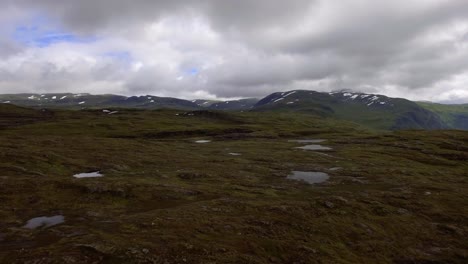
(1, 90, 467, 130)
(202, 98, 259, 110)
(252, 90, 450, 130)
(0, 93, 199, 110)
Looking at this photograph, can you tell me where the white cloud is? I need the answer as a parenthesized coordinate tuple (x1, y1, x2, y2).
(0, 0, 467, 103)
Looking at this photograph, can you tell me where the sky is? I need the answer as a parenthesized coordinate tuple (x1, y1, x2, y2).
(0, 0, 467, 103)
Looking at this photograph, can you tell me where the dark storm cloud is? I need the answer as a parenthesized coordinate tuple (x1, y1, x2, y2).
(0, 0, 467, 102)
(4, 0, 313, 33)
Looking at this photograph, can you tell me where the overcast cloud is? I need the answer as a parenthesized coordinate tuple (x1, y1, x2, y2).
(0, 0, 467, 102)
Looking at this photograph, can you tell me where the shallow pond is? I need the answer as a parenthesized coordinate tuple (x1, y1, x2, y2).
(195, 140, 211, 144)
(287, 171, 329, 184)
(296, 145, 332, 151)
(23, 215, 65, 229)
(73, 171, 104, 178)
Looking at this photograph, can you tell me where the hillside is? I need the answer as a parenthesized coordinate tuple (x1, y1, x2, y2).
(254, 90, 449, 130)
(418, 102, 468, 130)
(0, 93, 199, 110)
(2, 91, 467, 131)
(205, 98, 259, 111)
(192, 99, 220, 107)
(0, 104, 53, 129)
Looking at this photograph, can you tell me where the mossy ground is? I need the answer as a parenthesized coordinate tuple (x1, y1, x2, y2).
(0, 107, 467, 263)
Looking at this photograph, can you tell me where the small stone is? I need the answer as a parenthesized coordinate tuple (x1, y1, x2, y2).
(324, 201, 335, 208)
(183, 243, 194, 250)
(86, 211, 100, 217)
(269, 256, 281, 262)
(351, 178, 366, 184)
(299, 245, 317, 253)
(333, 196, 349, 204)
(397, 208, 409, 215)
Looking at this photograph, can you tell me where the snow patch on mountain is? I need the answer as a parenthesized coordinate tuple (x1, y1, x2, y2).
(283, 91, 297, 98)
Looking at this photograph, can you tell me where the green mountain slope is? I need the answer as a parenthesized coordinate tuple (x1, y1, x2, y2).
(418, 102, 468, 130)
(192, 99, 220, 107)
(192, 98, 259, 110)
(253, 90, 449, 130)
(2, 91, 466, 130)
(206, 98, 259, 110)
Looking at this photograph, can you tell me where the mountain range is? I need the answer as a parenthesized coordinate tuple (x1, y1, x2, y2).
(1, 91, 467, 131)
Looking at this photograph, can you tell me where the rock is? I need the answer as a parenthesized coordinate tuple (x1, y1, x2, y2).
(332, 196, 349, 204)
(397, 208, 410, 215)
(269, 256, 281, 262)
(356, 223, 373, 234)
(183, 243, 194, 250)
(268, 205, 289, 213)
(86, 211, 100, 217)
(299, 245, 317, 254)
(177, 172, 207, 180)
(324, 201, 335, 208)
(351, 178, 367, 184)
(436, 224, 464, 235)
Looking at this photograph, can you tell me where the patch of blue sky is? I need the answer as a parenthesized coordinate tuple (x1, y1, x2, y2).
(13, 16, 96, 47)
(37, 33, 95, 47)
(187, 68, 199, 75)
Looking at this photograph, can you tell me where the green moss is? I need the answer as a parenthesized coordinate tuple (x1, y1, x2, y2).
(0, 107, 467, 263)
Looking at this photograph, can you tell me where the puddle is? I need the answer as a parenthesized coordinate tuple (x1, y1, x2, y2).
(23, 215, 65, 229)
(228, 153, 242, 156)
(287, 171, 329, 184)
(195, 140, 211, 144)
(296, 145, 332, 151)
(73, 171, 104, 178)
(289, 139, 326, 143)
